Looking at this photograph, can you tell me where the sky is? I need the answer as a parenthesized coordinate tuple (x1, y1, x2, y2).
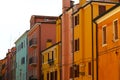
(0, 0, 79, 59)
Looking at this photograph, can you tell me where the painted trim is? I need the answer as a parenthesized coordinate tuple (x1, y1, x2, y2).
(94, 4, 120, 23)
(113, 19, 119, 42)
(102, 25, 107, 47)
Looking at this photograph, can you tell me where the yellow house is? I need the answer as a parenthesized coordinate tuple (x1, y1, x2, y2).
(72, 0, 117, 80)
(41, 41, 61, 80)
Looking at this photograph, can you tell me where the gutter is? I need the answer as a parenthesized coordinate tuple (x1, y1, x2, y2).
(60, 17, 62, 80)
(72, 7, 74, 80)
(39, 24, 42, 80)
(90, 3, 94, 80)
(93, 20, 98, 80)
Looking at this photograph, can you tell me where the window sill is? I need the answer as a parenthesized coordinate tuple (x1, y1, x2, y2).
(102, 44, 107, 47)
(112, 39, 119, 42)
(74, 51, 79, 53)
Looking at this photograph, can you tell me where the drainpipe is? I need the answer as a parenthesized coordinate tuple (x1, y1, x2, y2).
(93, 21, 98, 80)
(90, 3, 94, 80)
(60, 17, 62, 80)
(39, 24, 42, 80)
(72, 8, 74, 80)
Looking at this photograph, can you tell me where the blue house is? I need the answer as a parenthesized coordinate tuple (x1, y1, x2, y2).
(15, 30, 29, 80)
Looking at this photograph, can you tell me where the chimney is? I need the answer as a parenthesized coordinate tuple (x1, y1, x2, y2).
(70, 1, 74, 7)
(8, 49, 11, 53)
(46, 39, 52, 48)
(79, 0, 86, 6)
(62, 0, 71, 12)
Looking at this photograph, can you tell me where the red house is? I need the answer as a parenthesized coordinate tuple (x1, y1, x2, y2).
(27, 15, 57, 80)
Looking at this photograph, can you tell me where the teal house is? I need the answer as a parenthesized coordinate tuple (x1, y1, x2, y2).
(15, 30, 29, 80)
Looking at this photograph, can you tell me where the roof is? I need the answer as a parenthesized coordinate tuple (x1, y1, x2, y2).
(93, 3, 120, 22)
(31, 15, 58, 20)
(72, 0, 118, 15)
(41, 41, 61, 53)
(15, 30, 29, 44)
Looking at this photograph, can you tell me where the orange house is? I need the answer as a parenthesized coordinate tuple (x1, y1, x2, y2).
(94, 4, 120, 80)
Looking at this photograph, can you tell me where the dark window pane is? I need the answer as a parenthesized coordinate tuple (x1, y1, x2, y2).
(114, 20, 118, 40)
(99, 5, 106, 15)
(88, 62, 91, 75)
(47, 72, 49, 80)
(103, 27, 106, 44)
(55, 71, 57, 80)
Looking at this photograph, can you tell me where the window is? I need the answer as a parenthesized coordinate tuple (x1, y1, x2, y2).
(48, 52, 49, 60)
(17, 42, 24, 52)
(24, 40, 25, 47)
(99, 5, 106, 15)
(42, 55, 44, 63)
(41, 73, 44, 80)
(21, 42, 23, 48)
(74, 14, 79, 26)
(52, 51, 54, 60)
(74, 65, 79, 77)
(74, 38, 79, 51)
(50, 72, 54, 80)
(21, 57, 25, 65)
(70, 67, 73, 78)
(88, 62, 91, 75)
(102, 26, 107, 45)
(48, 51, 54, 61)
(47, 72, 49, 80)
(55, 71, 57, 80)
(70, 65, 79, 78)
(113, 20, 119, 40)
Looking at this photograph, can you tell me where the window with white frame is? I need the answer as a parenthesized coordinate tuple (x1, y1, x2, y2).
(102, 26, 107, 45)
(113, 19, 119, 41)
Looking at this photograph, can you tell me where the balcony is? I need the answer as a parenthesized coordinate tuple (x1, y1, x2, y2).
(48, 59, 54, 65)
(29, 38, 37, 48)
(29, 75, 38, 80)
(29, 57, 37, 67)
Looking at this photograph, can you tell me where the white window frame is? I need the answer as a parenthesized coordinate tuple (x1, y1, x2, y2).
(113, 19, 119, 42)
(102, 25, 107, 46)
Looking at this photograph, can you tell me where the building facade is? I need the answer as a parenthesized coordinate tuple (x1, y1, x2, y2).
(6, 47, 16, 80)
(0, 60, 2, 80)
(11, 47, 16, 80)
(15, 30, 29, 80)
(72, 1, 116, 80)
(1, 57, 7, 80)
(94, 4, 120, 80)
(61, 0, 80, 79)
(41, 41, 61, 80)
(28, 15, 57, 80)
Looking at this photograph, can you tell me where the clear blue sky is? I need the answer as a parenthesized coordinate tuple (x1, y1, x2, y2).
(0, 0, 79, 59)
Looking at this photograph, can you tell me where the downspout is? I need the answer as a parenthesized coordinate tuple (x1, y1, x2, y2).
(39, 24, 42, 80)
(90, 3, 94, 80)
(93, 21, 98, 80)
(26, 35, 28, 80)
(61, 18, 62, 80)
(60, 17, 62, 80)
(72, 8, 74, 80)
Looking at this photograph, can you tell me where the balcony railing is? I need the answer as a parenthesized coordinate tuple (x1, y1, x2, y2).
(29, 38, 37, 48)
(48, 59, 54, 65)
(29, 57, 37, 67)
(29, 75, 38, 80)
